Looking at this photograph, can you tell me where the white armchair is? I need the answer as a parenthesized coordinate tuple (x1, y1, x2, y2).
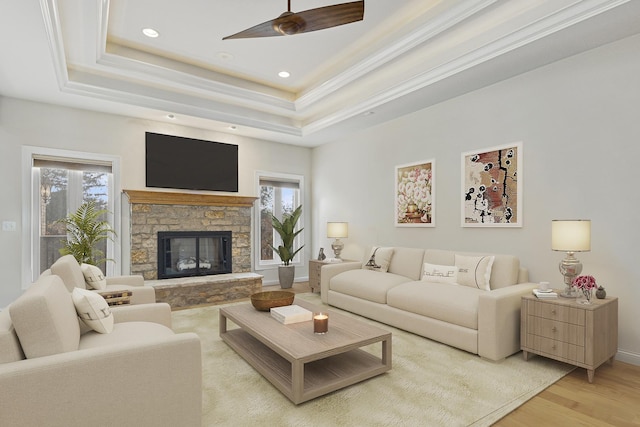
(0, 275, 202, 426)
(48, 254, 155, 304)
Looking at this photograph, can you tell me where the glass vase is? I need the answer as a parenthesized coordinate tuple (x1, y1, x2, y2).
(576, 288, 593, 305)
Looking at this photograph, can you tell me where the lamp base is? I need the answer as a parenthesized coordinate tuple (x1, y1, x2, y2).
(559, 285, 577, 298)
(331, 239, 344, 259)
(558, 252, 582, 298)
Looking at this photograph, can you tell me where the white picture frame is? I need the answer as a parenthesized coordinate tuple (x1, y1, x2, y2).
(461, 142, 522, 227)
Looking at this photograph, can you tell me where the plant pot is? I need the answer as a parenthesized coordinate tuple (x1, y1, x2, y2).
(278, 265, 295, 289)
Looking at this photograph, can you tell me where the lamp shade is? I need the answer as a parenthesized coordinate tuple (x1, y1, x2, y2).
(551, 220, 591, 252)
(327, 222, 348, 238)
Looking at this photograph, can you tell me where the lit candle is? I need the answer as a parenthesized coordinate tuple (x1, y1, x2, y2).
(313, 312, 328, 334)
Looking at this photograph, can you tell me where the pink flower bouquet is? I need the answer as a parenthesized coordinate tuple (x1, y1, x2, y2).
(572, 275, 597, 290)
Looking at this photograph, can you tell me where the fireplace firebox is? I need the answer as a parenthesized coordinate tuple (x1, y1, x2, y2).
(157, 231, 232, 279)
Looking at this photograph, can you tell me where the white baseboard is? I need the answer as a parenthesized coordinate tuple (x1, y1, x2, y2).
(616, 349, 640, 366)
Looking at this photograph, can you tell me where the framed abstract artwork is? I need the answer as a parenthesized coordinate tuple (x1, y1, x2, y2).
(461, 142, 522, 227)
(395, 159, 435, 227)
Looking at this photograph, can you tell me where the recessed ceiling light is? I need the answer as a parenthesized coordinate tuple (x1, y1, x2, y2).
(142, 28, 159, 38)
(278, 71, 291, 78)
(362, 111, 375, 116)
(167, 114, 175, 119)
(228, 125, 238, 130)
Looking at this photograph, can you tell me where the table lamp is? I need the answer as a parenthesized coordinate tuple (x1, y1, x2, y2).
(551, 219, 591, 297)
(327, 222, 348, 259)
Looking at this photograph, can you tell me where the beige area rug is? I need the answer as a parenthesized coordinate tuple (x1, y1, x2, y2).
(171, 293, 573, 427)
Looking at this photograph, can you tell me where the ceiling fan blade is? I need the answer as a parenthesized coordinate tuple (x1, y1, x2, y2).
(222, 19, 281, 40)
(295, 1, 364, 34)
(223, 1, 364, 40)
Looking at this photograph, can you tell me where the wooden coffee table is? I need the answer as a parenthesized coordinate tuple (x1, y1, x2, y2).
(219, 298, 392, 404)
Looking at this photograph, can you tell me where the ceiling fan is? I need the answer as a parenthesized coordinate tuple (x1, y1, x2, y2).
(223, 0, 365, 40)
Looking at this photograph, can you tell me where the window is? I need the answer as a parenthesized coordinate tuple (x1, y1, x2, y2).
(22, 147, 120, 286)
(255, 172, 303, 268)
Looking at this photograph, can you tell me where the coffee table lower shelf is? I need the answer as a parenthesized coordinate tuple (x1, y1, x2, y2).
(221, 328, 390, 404)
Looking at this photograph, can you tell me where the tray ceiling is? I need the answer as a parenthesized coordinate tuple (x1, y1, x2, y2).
(1, 0, 639, 146)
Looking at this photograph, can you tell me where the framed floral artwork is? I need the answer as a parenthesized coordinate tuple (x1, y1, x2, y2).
(395, 159, 435, 227)
(461, 142, 522, 227)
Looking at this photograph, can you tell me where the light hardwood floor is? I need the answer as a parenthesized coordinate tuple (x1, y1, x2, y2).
(495, 359, 640, 426)
(262, 282, 640, 425)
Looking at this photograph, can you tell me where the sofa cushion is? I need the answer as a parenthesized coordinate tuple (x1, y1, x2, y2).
(421, 262, 458, 284)
(72, 288, 114, 334)
(387, 281, 484, 329)
(79, 321, 174, 350)
(0, 309, 25, 364)
(485, 255, 520, 289)
(50, 254, 87, 291)
(9, 275, 80, 359)
(81, 263, 107, 290)
(387, 247, 426, 280)
(424, 250, 520, 289)
(362, 247, 394, 273)
(455, 255, 494, 291)
(331, 269, 410, 304)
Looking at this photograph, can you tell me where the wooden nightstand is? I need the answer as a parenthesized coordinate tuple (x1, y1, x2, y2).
(521, 294, 618, 383)
(308, 259, 328, 293)
(308, 259, 355, 293)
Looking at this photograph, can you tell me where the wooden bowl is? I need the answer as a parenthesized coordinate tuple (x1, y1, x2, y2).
(250, 291, 295, 311)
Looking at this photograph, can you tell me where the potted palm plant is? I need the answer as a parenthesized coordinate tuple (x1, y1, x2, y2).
(270, 205, 304, 288)
(57, 200, 116, 266)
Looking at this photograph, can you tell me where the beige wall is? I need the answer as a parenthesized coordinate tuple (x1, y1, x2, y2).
(0, 99, 312, 305)
(312, 34, 640, 364)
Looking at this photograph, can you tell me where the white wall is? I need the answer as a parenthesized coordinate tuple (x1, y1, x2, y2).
(312, 34, 640, 364)
(0, 99, 312, 306)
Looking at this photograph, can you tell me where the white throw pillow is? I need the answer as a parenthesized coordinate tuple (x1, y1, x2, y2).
(71, 288, 114, 334)
(454, 255, 495, 291)
(421, 262, 458, 284)
(362, 247, 394, 273)
(81, 263, 107, 290)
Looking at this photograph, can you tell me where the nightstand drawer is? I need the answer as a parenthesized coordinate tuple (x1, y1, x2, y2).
(526, 300, 585, 325)
(527, 335, 585, 364)
(527, 316, 585, 346)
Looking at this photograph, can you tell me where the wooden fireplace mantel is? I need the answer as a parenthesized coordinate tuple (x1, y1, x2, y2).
(123, 190, 257, 207)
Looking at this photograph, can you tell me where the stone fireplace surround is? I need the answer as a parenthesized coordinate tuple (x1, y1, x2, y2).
(123, 190, 262, 308)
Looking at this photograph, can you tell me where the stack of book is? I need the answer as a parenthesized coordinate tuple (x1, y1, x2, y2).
(270, 305, 313, 324)
(532, 289, 558, 299)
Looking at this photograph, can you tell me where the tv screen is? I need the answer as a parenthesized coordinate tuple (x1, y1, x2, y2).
(145, 132, 238, 192)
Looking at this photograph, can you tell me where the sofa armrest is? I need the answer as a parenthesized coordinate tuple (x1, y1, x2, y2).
(110, 302, 172, 328)
(0, 333, 202, 427)
(105, 274, 144, 287)
(477, 282, 538, 361)
(320, 261, 361, 303)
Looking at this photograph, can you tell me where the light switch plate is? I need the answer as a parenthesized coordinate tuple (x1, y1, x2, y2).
(2, 221, 17, 232)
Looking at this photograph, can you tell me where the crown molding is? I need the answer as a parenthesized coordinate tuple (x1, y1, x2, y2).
(302, 0, 633, 135)
(39, 0, 633, 143)
(295, 0, 497, 111)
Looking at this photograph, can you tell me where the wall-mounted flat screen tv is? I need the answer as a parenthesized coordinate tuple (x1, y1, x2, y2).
(145, 132, 238, 192)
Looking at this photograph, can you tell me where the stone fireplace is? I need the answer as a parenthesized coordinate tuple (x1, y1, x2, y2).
(124, 190, 256, 280)
(123, 190, 262, 308)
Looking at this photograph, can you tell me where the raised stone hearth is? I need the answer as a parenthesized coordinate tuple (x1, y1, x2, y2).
(147, 273, 263, 309)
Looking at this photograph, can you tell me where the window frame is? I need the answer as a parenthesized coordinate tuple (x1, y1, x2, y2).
(254, 171, 304, 270)
(21, 146, 121, 288)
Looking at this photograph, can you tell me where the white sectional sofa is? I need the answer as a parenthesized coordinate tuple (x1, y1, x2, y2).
(321, 246, 537, 361)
